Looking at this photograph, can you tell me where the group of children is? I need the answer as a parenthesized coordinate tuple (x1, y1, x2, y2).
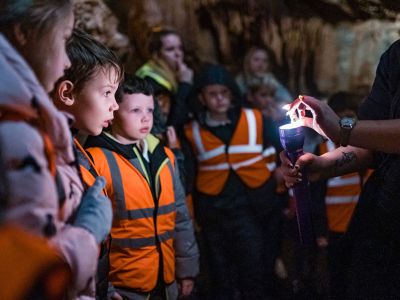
(1, 1, 199, 298)
(55, 29, 199, 300)
(0, 1, 366, 299)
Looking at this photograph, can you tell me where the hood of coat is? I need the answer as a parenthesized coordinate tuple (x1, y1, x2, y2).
(190, 64, 243, 125)
(0, 34, 75, 164)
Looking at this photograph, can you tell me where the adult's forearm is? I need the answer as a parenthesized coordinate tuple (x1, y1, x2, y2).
(349, 119, 400, 154)
(320, 146, 372, 179)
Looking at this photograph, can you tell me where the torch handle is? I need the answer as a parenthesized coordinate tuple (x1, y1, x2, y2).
(286, 150, 315, 245)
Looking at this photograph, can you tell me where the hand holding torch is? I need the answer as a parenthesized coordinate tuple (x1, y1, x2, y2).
(279, 123, 314, 245)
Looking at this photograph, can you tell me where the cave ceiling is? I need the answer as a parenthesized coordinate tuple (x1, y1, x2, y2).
(191, 0, 400, 22)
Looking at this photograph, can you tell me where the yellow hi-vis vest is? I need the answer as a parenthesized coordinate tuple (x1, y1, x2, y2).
(86, 135, 176, 292)
(185, 108, 277, 196)
(320, 140, 361, 233)
(136, 62, 174, 92)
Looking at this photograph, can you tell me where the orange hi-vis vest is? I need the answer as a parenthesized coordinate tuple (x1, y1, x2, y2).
(319, 140, 361, 233)
(86, 134, 177, 292)
(185, 108, 277, 196)
(74, 139, 108, 196)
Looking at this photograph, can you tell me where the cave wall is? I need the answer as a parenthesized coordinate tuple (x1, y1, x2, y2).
(75, 0, 400, 98)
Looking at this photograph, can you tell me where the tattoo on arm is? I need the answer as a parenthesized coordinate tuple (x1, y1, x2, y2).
(335, 151, 357, 171)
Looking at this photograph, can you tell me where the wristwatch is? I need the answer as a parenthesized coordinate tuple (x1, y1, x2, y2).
(339, 117, 357, 147)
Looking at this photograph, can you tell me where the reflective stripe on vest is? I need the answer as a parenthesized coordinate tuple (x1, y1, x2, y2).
(89, 146, 176, 292)
(113, 230, 175, 248)
(263, 146, 277, 171)
(100, 148, 175, 220)
(186, 108, 275, 195)
(136, 63, 173, 92)
(319, 140, 360, 232)
(321, 140, 361, 205)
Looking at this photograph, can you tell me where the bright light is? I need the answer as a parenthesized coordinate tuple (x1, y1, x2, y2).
(279, 122, 302, 130)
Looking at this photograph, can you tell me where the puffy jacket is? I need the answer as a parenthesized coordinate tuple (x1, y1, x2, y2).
(319, 140, 361, 232)
(86, 133, 199, 293)
(0, 34, 98, 299)
(184, 108, 277, 195)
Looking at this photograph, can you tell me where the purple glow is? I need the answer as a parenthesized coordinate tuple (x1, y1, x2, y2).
(279, 124, 315, 245)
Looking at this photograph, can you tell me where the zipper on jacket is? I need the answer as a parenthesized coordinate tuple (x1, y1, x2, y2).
(133, 146, 165, 287)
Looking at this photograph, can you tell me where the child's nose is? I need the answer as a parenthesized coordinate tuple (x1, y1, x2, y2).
(111, 99, 119, 111)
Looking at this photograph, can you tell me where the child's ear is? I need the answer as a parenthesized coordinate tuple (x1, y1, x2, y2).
(198, 93, 206, 106)
(57, 80, 75, 106)
(13, 24, 27, 46)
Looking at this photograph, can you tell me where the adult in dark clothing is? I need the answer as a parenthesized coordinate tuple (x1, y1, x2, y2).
(280, 40, 400, 298)
(183, 64, 284, 300)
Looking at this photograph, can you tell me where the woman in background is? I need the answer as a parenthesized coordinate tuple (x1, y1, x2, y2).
(136, 27, 194, 128)
(236, 46, 292, 104)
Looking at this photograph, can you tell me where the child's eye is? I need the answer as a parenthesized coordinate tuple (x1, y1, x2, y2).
(148, 108, 154, 113)
(132, 108, 140, 113)
(104, 91, 112, 97)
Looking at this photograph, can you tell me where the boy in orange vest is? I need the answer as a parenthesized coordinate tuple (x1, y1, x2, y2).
(51, 28, 122, 298)
(84, 74, 199, 300)
(183, 64, 283, 299)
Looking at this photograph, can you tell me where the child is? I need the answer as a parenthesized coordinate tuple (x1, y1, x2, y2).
(184, 64, 282, 299)
(247, 74, 288, 120)
(235, 45, 292, 103)
(52, 28, 122, 298)
(0, 1, 111, 298)
(84, 75, 199, 300)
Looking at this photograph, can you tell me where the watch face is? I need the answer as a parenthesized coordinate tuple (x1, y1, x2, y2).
(340, 117, 356, 128)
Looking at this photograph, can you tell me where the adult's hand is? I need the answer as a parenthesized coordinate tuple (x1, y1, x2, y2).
(285, 95, 340, 141)
(279, 150, 331, 186)
(166, 126, 179, 149)
(177, 62, 194, 84)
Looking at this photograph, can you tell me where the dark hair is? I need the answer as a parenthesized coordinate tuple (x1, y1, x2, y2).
(0, 0, 73, 39)
(59, 28, 123, 93)
(115, 74, 154, 103)
(328, 91, 361, 114)
(148, 27, 180, 55)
